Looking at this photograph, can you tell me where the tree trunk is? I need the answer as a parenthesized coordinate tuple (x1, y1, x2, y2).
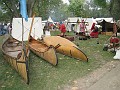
(27, 0, 36, 17)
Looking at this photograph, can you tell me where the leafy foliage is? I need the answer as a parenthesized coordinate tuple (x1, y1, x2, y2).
(0, 0, 20, 17)
(93, 0, 120, 20)
(48, 3, 72, 21)
(0, 0, 19, 22)
(0, 0, 66, 22)
(34, 0, 63, 20)
(1, 0, 120, 22)
(109, 0, 120, 20)
(93, 0, 107, 8)
(68, 0, 85, 17)
(84, 0, 111, 18)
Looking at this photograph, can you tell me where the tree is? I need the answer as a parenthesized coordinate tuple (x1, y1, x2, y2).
(83, 0, 111, 18)
(0, 0, 20, 17)
(34, 0, 63, 20)
(109, 0, 120, 20)
(68, 0, 85, 17)
(49, 3, 72, 21)
(93, 0, 120, 20)
(0, 0, 63, 22)
(0, 0, 37, 17)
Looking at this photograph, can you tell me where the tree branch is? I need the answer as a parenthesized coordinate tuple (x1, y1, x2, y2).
(3, 1, 13, 14)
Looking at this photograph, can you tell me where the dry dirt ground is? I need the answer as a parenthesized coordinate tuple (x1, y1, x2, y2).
(59, 60, 120, 90)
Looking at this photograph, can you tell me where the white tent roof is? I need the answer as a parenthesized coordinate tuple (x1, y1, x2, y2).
(48, 16, 54, 22)
(12, 17, 43, 41)
(84, 18, 97, 30)
(42, 20, 47, 23)
(67, 17, 81, 24)
(95, 18, 114, 23)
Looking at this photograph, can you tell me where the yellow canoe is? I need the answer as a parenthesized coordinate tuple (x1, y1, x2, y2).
(1, 36, 29, 84)
(29, 36, 58, 66)
(43, 36, 88, 61)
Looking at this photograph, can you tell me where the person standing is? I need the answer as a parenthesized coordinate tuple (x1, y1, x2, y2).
(75, 19, 80, 34)
(0, 23, 4, 35)
(102, 19, 106, 32)
(3, 23, 8, 34)
(8, 24, 12, 34)
(80, 20, 86, 35)
(43, 22, 51, 36)
(59, 21, 66, 37)
(90, 23, 99, 38)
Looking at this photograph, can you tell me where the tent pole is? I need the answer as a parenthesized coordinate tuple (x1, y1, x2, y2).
(28, 14, 35, 42)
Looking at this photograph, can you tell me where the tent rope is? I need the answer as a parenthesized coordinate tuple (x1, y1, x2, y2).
(14, 18, 41, 40)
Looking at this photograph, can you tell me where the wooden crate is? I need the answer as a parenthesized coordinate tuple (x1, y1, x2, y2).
(101, 32, 106, 35)
(105, 32, 113, 35)
(101, 32, 113, 35)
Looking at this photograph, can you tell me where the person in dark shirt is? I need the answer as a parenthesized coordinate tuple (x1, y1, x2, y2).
(102, 19, 106, 32)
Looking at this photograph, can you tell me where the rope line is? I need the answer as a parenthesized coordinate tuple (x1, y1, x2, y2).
(13, 18, 42, 40)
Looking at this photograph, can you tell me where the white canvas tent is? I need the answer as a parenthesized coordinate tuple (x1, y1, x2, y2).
(67, 17, 97, 31)
(67, 17, 81, 24)
(42, 20, 47, 29)
(48, 16, 54, 23)
(83, 18, 97, 30)
(64, 20, 72, 32)
(67, 17, 81, 31)
(12, 17, 43, 41)
(42, 17, 54, 30)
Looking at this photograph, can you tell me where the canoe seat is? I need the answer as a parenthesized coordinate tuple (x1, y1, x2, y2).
(7, 50, 21, 52)
(6, 50, 22, 58)
(6, 42, 21, 47)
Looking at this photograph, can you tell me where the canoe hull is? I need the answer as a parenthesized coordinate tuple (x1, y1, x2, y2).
(57, 35, 74, 41)
(29, 36, 58, 66)
(56, 46, 88, 61)
(43, 36, 88, 61)
(1, 36, 29, 84)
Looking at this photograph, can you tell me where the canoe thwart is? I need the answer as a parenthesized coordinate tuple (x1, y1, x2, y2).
(54, 44, 61, 49)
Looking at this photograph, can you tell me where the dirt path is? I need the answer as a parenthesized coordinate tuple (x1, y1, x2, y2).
(59, 60, 120, 90)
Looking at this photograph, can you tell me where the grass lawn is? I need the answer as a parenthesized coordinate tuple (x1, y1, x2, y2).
(0, 31, 115, 90)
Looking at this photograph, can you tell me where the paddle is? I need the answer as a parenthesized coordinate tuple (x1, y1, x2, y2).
(26, 14, 35, 54)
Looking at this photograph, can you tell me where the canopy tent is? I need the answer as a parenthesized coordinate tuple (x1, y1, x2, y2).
(64, 19, 72, 32)
(96, 18, 114, 32)
(95, 18, 114, 23)
(67, 17, 97, 31)
(42, 17, 54, 29)
(83, 18, 97, 30)
(12, 17, 43, 41)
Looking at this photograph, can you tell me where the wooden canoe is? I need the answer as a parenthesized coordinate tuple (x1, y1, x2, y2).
(29, 36, 58, 66)
(43, 36, 88, 61)
(1, 36, 29, 84)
